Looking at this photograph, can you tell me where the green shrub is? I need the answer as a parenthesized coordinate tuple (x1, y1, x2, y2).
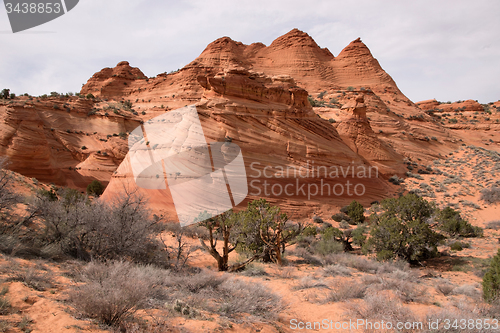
(483, 249, 500, 303)
(450, 241, 463, 251)
(352, 226, 367, 247)
(438, 207, 483, 237)
(344, 200, 365, 224)
(0, 89, 10, 99)
(37, 188, 58, 201)
(321, 226, 354, 252)
(367, 193, 443, 262)
(302, 225, 317, 237)
(332, 212, 350, 223)
(86, 93, 95, 99)
(86, 180, 105, 197)
(236, 199, 301, 265)
(312, 238, 343, 255)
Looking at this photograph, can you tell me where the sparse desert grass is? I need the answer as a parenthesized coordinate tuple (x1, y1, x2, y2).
(8, 266, 54, 291)
(0, 285, 10, 316)
(274, 266, 295, 279)
(0, 295, 10, 315)
(18, 315, 32, 332)
(110, 318, 174, 333)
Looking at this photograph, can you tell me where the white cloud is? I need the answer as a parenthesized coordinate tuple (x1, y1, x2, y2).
(0, 0, 498, 103)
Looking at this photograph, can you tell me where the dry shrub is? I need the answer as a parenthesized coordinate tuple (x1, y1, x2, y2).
(481, 187, 500, 204)
(293, 276, 329, 290)
(0, 286, 10, 317)
(163, 269, 284, 321)
(424, 298, 491, 332)
(8, 266, 54, 291)
(166, 269, 227, 294)
(240, 263, 268, 277)
(322, 264, 352, 277)
(321, 253, 408, 274)
(288, 247, 323, 266)
(486, 220, 500, 230)
(275, 266, 295, 279)
(436, 282, 455, 296)
(362, 270, 425, 303)
(346, 293, 420, 333)
(217, 278, 284, 319)
(452, 284, 481, 298)
(0, 320, 10, 333)
(326, 280, 366, 302)
(70, 261, 159, 327)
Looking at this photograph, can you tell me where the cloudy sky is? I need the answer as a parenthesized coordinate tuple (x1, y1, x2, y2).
(1, 0, 499, 103)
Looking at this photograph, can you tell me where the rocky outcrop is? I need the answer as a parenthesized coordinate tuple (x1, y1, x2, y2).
(417, 99, 484, 113)
(335, 94, 406, 175)
(81, 61, 147, 99)
(102, 70, 393, 217)
(0, 96, 141, 189)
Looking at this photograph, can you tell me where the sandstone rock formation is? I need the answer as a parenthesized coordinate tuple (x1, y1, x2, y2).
(2, 28, 497, 218)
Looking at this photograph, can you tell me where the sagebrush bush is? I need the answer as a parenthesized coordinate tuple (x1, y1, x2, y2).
(425, 300, 493, 333)
(435, 282, 455, 296)
(481, 186, 500, 204)
(217, 278, 284, 319)
(486, 220, 500, 230)
(70, 261, 158, 326)
(311, 238, 343, 256)
(326, 280, 366, 302)
(322, 264, 352, 277)
(346, 294, 418, 333)
(450, 241, 463, 251)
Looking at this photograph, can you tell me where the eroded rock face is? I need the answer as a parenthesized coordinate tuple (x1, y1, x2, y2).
(417, 99, 484, 113)
(0, 96, 141, 189)
(2, 29, 474, 217)
(335, 95, 406, 175)
(81, 61, 147, 99)
(102, 70, 392, 218)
